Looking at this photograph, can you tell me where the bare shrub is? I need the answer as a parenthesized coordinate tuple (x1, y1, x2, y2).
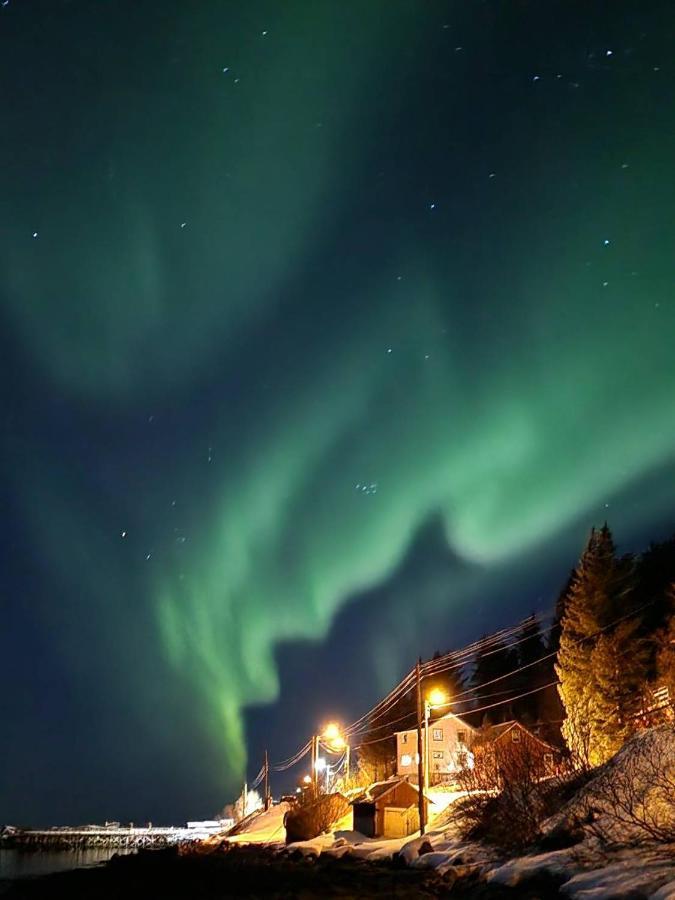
(580, 726, 675, 847)
(284, 793, 350, 844)
(451, 738, 574, 852)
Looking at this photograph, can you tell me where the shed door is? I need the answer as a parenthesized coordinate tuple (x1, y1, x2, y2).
(383, 806, 409, 838)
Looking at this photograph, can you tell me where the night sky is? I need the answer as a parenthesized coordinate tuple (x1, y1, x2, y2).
(2, 0, 675, 826)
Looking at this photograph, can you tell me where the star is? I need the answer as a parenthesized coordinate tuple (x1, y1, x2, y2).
(488, 172, 496, 179)
(145, 553, 152, 561)
(32, 232, 38, 238)
(180, 222, 187, 229)
(532, 75, 540, 81)
(387, 348, 392, 353)
(429, 202, 436, 210)
(602, 281, 609, 287)
(603, 239, 610, 246)
(606, 50, 613, 57)
(222, 67, 229, 73)
(121, 530, 127, 538)
(261, 30, 268, 36)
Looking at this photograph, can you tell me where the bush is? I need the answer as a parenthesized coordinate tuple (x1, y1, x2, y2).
(284, 793, 350, 844)
(579, 726, 675, 847)
(451, 739, 574, 852)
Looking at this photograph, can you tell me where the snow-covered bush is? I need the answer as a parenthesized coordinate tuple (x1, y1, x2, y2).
(577, 725, 675, 847)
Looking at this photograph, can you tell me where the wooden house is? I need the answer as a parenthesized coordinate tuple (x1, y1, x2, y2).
(473, 720, 562, 781)
(350, 778, 431, 838)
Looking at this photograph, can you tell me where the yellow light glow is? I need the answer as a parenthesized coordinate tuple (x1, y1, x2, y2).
(302, 775, 312, 784)
(427, 688, 447, 707)
(323, 722, 341, 741)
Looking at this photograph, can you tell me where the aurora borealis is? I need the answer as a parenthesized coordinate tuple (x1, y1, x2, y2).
(2, 1, 675, 824)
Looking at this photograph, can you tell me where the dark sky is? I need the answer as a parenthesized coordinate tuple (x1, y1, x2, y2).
(2, 0, 675, 826)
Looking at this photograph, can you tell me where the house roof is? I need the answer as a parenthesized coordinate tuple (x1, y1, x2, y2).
(483, 720, 558, 751)
(349, 778, 434, 806)
(394, 709, 475, 736)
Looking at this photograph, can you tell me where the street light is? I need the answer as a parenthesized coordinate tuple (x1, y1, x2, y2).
(321, 722, 350, 781)
(323, 722, 341, 742)
(424, 689, 448, 792)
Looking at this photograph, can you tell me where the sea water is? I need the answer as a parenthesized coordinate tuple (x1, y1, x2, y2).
(0, 847, 132, 882)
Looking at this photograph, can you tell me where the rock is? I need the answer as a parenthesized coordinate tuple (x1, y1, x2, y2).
(417, 840, 434, 856)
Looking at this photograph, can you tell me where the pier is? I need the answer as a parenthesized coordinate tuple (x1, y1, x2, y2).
(0, 824, 218, 851)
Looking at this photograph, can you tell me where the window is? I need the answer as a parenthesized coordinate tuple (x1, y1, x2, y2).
(511, 729, 521, 743)
(401, 733, 408, 744)
(544, 753, 553, 767)
(400, 754, 412, 767)
(432, 751, 444, 759)
(457, 730, 467, 746)
(432, 728, 443, 741)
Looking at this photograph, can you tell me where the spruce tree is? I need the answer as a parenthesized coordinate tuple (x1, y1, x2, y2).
(555, 524, 634, 765)
(591, 617, 650, 760)
(470, 637, 518, 724)
(513, 615, 548, 723)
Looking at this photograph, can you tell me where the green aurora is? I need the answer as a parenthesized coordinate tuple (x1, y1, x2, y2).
(2, 1, 675, 819)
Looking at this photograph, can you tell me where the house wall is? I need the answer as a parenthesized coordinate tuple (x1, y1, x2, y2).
(396, 715, 474, 781)
(474, 724, 560, 782)
(374, 783, 424, 837)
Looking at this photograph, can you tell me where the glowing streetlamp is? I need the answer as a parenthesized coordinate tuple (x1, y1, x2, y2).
(321, 722, 350, 782)
(323, 722, 341, 743)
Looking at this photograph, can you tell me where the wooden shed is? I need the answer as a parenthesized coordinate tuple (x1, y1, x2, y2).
(350, 779, 430, 838)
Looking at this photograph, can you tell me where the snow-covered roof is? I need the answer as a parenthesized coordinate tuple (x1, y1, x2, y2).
(350, 778, 434, 806)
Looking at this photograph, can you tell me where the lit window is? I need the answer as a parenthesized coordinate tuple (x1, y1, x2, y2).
(511, 729, 521, 743)
(457, 730, 467, 746)
(432, 728, 443, 741)
(432, 751, 444, 759)
(401, 733, 408, 744)
(401, 754, 412, 767)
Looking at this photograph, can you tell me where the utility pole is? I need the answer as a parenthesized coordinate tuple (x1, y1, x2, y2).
(264, 750, 270, 811)
(415, 659, 426, 835)
(311, 734, 318, 798)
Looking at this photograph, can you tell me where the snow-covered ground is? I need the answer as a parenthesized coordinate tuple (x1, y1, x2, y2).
(223, 803, 289, 845)
(223, 728, 675, 897)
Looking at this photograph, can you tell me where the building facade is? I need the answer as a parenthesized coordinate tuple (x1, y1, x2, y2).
(395, 712, 476, 783)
